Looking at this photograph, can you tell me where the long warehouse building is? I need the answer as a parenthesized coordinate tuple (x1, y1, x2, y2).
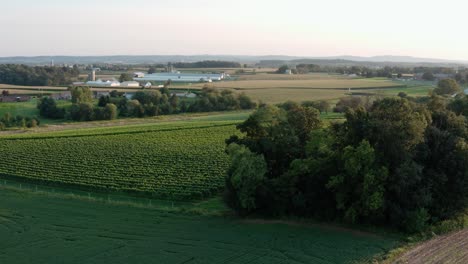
(133, 72, 226, 83)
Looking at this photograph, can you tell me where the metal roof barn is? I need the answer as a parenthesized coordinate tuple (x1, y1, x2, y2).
(134, 73, 225, 83)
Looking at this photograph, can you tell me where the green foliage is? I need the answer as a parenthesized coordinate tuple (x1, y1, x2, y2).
(98, 95, 110, 107)
(147, 66, 157, 74)
(422, 72, 435, 81)
(0, 113, 40, 129)
(226, 96, 468, 232)
(119, 73, 133, 82)
(37, 97, 65, 119)
(188, 87, 256, 112)
(327, 140, 388, 223)
(0, 64, 79, 86)
(434, 78, 461, 95)
(0, 122, 238, 200)
(333, 97, 364, 113)
(225, 144, 266, 212)
(448, 95, 468, 117)
(70, 86, 93, 104)
(276, 65, 289, 74)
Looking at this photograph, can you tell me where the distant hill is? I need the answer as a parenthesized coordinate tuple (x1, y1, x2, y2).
(0, 55, 465, 66)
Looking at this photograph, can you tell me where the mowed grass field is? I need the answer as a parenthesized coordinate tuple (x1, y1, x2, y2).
(0, 187, 398, 264)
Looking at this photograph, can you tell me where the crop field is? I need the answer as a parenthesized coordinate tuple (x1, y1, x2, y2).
(394, 229, 468, 264)
(0, 84, 67, 91)
(0, 121, 239, 199)
(0, 187, 398, 264)
(170, 75, 405, 103)
(187, 78, 400, 90)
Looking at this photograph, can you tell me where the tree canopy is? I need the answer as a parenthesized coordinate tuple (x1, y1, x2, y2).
(225, 97, 468, 232)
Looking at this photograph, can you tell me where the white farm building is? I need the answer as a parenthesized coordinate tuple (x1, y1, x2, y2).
(120, 81, 140, 87)
(133, 72, 226, 83)
(86, 80, 121, 87)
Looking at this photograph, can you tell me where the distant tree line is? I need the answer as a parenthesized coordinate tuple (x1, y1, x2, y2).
(172, 61, 241, 68)
(331, 78, 463, 114)
(225, 95, 467, 232)
(275, 64, 463, 81)
(0, 64, 80, 86)
(37, 87, 256, 122)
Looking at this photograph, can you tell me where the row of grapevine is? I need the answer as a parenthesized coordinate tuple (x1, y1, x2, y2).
(0, 122, 239, 200)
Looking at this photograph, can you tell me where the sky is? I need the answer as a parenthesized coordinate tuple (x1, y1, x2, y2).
(1, 0, 468, 60)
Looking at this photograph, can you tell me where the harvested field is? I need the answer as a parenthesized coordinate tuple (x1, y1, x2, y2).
(186, 79, 400, 90)
(394, 229, 468, 264)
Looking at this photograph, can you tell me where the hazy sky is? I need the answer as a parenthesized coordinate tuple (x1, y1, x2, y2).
(1, 0, 467, 60)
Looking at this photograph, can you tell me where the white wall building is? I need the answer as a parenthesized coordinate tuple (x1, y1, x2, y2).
(134, 72, 226, 83)
(120, 81, 140, 87)
(86, 80, 120, 87)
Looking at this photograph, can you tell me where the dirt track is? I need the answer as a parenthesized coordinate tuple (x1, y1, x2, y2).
(394, 229, 468, 264)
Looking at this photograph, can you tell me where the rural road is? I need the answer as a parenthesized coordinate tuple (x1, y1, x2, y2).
(394, 229, 468, 264)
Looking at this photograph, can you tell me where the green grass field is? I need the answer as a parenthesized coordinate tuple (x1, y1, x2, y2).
(0, 187, 398, 264)
(0, 99, 70, 125)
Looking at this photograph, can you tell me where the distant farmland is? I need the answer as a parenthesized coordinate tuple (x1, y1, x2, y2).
(0, 74, 432, 104)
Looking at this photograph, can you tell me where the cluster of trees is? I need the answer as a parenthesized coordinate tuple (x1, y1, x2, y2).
(38, 87, 117, 121)
(37, 97, 66, 118)
(0, 64, 80, 86)
(0, 113, 40, 130)
(96, 87, 256, 118)
(333, 96, 376, 113)
(38, 86, 257, 121)
(331, 78, 463, 113)
(434, 79, 461, 95)
(290, 100, 330, 113)
(273, 64, 464, 82)
(225, 96, 467, 232)
(172, 61, 241, 68)
(187, 87, 256, 112)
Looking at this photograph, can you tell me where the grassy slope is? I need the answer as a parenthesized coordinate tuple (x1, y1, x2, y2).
(0, 187, 398, 264)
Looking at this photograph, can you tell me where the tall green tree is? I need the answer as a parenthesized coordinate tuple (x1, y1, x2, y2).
(225, 144, 267, 214)
(119, 73, 133, 82)
(434, 78, 461, 95)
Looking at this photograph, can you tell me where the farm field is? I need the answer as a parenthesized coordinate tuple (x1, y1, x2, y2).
(0, 84, 67, 91)
(198, 79, 400, 90)
(0, 187, 398, 264)
(1, 74, 418, 105)
(0, 121, 239, 199)
(170, 75, 407, 103)
(0, 99, 70, 125)
(394, 229, 468, 264)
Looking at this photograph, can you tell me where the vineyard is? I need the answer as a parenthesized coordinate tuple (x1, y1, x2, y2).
(0, 121, 238, 200)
